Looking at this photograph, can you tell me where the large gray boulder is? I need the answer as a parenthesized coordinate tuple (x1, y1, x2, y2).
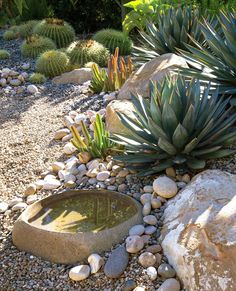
(161, 170, 236, 291)
(117, 53, 188, 100)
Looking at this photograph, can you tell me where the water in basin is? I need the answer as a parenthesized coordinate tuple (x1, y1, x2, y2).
(28, 192, 137, 233)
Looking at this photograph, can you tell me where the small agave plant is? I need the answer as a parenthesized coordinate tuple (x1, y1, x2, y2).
(112, 76, 236, 176)
(70, 114, 119, 159)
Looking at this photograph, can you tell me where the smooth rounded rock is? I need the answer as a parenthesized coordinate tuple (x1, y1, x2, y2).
(126, 235, 144, 253)
(10, 79, 21, 86)
(12, 202, 27, 211)
(157, 278, 180, 291)
(151, 198, 162, 209)
(129, 224, 145, 236)
(144, 225, 156, 235)
(97, 171, 110, 181)
(51, 162, 65, 173)
(43, 179, 61, 190)
(143, 185, 153, 193)
(69, 265, 90, 281)
(138, 252, 156, 268)
(104, 245, 129, 278)
(140, 193, 152, 205)
(158, 263, 176, 278)
(54, 128, 70, 140)
(146, 266, 157, 280)
(143, 215, 158, 225)
(0, 201, 9, 213)
(146, 244, 162, 254)
(63, 142, 77, 155)
(27, 84, 39, 94)
(153, 176, 178, 198)
(88, 253, 104, 274)
(142, 202, 151, 216)
(24, 184, 37, 196)
(123, 279, 137, 291)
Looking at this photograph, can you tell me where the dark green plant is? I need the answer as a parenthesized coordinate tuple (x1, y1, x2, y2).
(36, 50, 69, 77)
(3, 26, 19, 40)
(132, 6, 217, 65)
(0, 49, 10, 59)
(67, 40, 110, 67)
(70, 114, 119, 159)
(90, 47, 133, 93)
(112, 76, 236, 176)
(34, 18, 75, 48)
(20, 35, 56, 58)
(18, 20, 39, 38)
(93, 29, 132, 55)
(180, 10, 236, 99)
(29, 73, 47, 84)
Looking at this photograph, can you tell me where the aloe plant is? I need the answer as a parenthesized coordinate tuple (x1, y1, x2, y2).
(179, 10, 236, 98)
(112, 76, 236, 176)
(70, 114, 119, 159)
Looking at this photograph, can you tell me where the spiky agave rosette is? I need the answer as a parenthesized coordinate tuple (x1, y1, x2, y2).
(34, 18, 75, 48)
(112, 76, 236, 176)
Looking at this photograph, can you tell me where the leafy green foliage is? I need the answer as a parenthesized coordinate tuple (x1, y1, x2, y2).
(34, 18, 75, 48)
(36, 50, 69, 77)
(20, 0, 52, 21)
(180, 10, 236, 97)
(112, 76, 236, 176)
(66, 40, 110, 68)
(29, 73, 47, 84)
(18, 20, 39, 38)
(133, 6, 217, 65)
(20, 35, 56, 58)
(93, 29, 132, 56)
(70, 114, 119, 159)
(0, 50, 10, 59)
(90, 48, 133, 93)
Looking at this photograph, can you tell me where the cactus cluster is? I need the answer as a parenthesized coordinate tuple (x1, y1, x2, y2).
(34, 18, 75, 48)
(18, 20, 39, 38)
(36, 50, 69, 77)
(0, 49, 10, 59)
(20, 35, 56, 58)
(67, 40, 110, 67)
(29, 73, 47, 84)
(3, 26, 19, 41)
(93, 29, 132, 56)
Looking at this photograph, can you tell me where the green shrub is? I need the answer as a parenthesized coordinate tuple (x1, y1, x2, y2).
(29, 73, 47, 84)
(0, 49, 10, 59)
(133, 6, 217, 65)
(18, 20, 39, 38)
(93, 29, 132, 56)
(3, 26, 19, 40)
(180, 10, 236, 100)
(112, 76, 236, 176)
(34, 18, 75, 48)
(20, 35, 56, 58)
(67, 40, 109, 67)
(70, 113, 119, 159)
(36, 50, 69, 77)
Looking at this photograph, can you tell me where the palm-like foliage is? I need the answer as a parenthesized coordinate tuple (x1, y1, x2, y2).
(180, 10, 236, 97)
(133, 6, 217, 65)
(112, 76, 236, 176)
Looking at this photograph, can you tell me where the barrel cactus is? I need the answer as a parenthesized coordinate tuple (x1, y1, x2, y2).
(0, 50, 10, 59)
(93, 29, 132, 55)
(18, 20, 39, 38)
(67, 40, 110, 67)
(3, 26, 19, 40)
(20, 35, 56, 58)
(34, 18, 75, 48)
(29, 73, 47, 84)
(36, 50, 69, 77)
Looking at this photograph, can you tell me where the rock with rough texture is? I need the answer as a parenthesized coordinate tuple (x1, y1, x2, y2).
(161, 170, 236, 290)
(52, 68, 92, 85)
(106, 100, 136, 135)
(118, 53, 188, 100)
(88, 253, 104, 274)
(69, 265, 90, 281)
(153, 176, 178, 198)
(157, 278, 180, 291)
(138, 252, 156, 268)
(126, 235, 144, 253)
(129, 224, 145, 236)
(104, 246, 129, 278)
(27, 84, 38, 94)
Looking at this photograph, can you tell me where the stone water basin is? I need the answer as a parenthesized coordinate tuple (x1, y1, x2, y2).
(12, 189, 142, 264)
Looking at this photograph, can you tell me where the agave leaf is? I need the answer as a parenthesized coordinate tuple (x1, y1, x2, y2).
(199, 149, 236, 159)
(162, 101, 178, 138)
(71, 125, 87, 148)
(191, 146, 222, 156)
(137, 159, 174, 176)
(183, 137, 199, 154)
(187, 158, 206, 169)
(158, 137, 177, 155)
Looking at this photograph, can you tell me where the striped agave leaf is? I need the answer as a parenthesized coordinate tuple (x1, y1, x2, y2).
(112, 76, 236, 176)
